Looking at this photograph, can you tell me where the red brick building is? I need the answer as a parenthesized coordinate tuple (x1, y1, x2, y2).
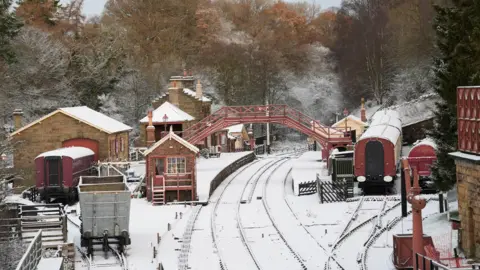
(10, 106, 132, 186)
(143, 108, 199, 204)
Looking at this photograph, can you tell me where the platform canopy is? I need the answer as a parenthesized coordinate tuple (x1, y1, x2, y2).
(140, 101, 195, 124)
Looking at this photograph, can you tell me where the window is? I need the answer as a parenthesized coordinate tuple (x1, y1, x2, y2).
(115, 139, 119, 154)
(155, 159, 164, 175)
(167, 157, 186, 174)
(110, 140, 115, 156)
(120, 137, 124, 152)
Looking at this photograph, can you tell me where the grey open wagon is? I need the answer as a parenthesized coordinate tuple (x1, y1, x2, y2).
(78, 176, 131, 255)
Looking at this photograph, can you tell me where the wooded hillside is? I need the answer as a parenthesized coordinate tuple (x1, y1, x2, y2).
(0, 0, 443, 133)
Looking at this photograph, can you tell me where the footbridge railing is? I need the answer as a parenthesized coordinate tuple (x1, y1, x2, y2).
(181, 105, 352, 147)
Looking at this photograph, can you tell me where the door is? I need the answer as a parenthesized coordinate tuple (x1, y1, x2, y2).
(45, 157, 62, 187)
(365, 140, 384, 180)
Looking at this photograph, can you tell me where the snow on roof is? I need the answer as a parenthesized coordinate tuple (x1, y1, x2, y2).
(10, 106, 132, 136)
(154, 88, 212, 103)
(36, 147, 94, 159)
(224, 124, 244, 134)
(332, 115, 366, 127)
(352, 93, 439, 127)
(183, 88, 211, 102)
(140, 102, 195, 123)
(449, 151, 480, 162)
(412, 137, 436, 149)
(60, 106, 133, 134)
(359, 109, 402, 144)
(143, 127, 199, 155)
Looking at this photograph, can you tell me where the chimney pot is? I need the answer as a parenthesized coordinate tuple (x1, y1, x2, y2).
(183, 69, 187, 77)
(146, 109, 156, 147)
(147, 109, 153, 127)
(360, 97, 367, 122)
(13, 109, 24, 131)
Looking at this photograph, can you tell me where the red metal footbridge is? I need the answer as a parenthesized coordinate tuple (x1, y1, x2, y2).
(182, 104, 352, 156)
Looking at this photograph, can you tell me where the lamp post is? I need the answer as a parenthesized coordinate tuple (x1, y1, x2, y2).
(163, 114, 168, 137)
(343, 108, 349, 134)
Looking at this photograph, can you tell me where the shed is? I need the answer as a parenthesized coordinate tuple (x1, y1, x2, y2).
(332, 115, 367, 141)
(211, 124, 249, 152)
(9, 106, 132, 186)
(144, 127, 199, 205)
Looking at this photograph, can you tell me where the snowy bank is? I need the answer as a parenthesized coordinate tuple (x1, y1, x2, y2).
(196, 151, 253, 201)
(291, 151, 326, 195)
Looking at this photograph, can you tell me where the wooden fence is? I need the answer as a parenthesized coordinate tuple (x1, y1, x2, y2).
(298, 181, 317, 196)
(254, 144, 265, 155)
(15, 230, 42, 270)
(0, 204, 67, 248)
(208, 152, 255, 198)
(316, 177, 354, 203)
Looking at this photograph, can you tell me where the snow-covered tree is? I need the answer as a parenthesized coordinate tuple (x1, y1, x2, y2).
(389, 65, 435, 103)
(287, 44, 341, 123)
(0, 27, 76, 122)
(98, 93, 124, 123)
(0, 0, 23, 64)
(430, 1, 480, 192)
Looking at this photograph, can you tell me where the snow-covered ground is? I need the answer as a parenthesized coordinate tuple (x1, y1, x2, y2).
(68, 199, 195, 270)
(6, 151, 457, 270)
(291, 151, 326, 195)
(196, 151, 253, 201)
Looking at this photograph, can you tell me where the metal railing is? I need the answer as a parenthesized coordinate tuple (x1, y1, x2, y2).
(129, 147, 147, 161)
(414, 253, 478, 270)
(15, 230, 42, 270)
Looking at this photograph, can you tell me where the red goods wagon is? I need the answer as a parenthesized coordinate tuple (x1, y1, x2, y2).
(354, 109, 402, 193)
(35, 147, 95, 203)
(407, 139, 436, 177)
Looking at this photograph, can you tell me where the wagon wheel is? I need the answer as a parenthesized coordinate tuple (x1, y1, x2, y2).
(118, 241, 124, 254)
(102, 232, 109, 253)
(87, 239, 93, 256)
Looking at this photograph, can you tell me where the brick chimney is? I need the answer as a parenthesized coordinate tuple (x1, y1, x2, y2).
(13, 109, 23, 131)
(360, 97, 367, 122)
(196, 80, 203, 99)
(168, 80, 181, 107)
(146, 109, 156, 147)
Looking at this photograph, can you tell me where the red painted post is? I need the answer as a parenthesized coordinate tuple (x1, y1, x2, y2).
(402, 159, 427, 270)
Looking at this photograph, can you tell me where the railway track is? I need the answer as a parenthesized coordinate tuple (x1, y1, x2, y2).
(210, 159, 269, 270)
(179, 205, 203, 270)
(67, 213, 127, 270)
(244, 157, 289, 203)
(360, 198, 435, 270)
(277, 168, 347, 270)
(261, 158, 308, 269)
(324, 196, 401, 270)
(236, 157, 304, 269)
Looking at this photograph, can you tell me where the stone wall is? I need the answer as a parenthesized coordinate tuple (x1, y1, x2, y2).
(455, 159, 480, 258)
(13, 112, 129, 186)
